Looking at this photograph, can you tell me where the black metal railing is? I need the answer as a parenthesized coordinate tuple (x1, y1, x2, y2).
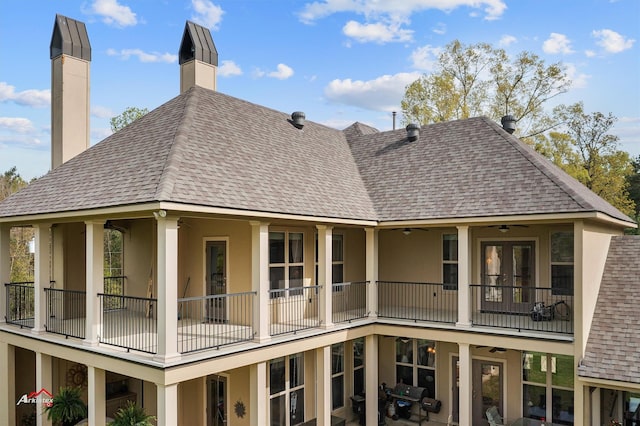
(470, 284, 573, 334)
(177, 292, 256, 353)
(4, 282, 35, 328)
(332, 281, 368, 323)
(268, 285, 320, 336)
(44, 288, 86, 339)
(98, 293, 157, 353)
(103, 276, 126, 309)
(377, 281, 458, 324)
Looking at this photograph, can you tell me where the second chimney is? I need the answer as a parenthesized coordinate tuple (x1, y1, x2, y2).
(179, 21, 218, 93)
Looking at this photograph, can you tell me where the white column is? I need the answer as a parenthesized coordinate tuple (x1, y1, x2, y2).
(250, 362, 267, 426)
(88, 366, 106, 426)
(85, 220, 105, 346)
(317, 225, 333, 328)
(458, 343, 472, 426)
(155, 215, 180, 362)
(591, 387, 601, 426)
(33, 223, 51, 334)
(251, 221, 271, 342)
(365, 334, 379, 425)
(365, 228, 378, 319)
(156, 383, 178, 426)
(456, 225, 472, 327)
(0, 341, 16, 426)
(0, 225, 10, 324)
(316, 346, 331, 426)
(35, 352, 53, 426)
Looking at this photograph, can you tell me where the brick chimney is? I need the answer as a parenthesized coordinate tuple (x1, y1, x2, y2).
(179, 21, 218, 93)
(50, 14, 91, 169)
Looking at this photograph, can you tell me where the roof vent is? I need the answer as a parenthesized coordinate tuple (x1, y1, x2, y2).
(501, 115, 516, 134)
(291, 111, 305, 129)
(406, 123, 420, 141)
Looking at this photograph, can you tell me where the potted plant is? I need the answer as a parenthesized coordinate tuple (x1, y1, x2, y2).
(109, 401, 156, 426)
(44, 387, 87, 426)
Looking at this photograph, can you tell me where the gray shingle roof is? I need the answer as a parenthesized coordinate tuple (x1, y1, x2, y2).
(578, 235, 640, 384)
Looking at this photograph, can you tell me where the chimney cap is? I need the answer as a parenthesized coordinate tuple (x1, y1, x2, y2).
(501, 115, 517, 134)
(291, 111, 305, 129)
(50, 14, 91, 61)
(406, 123, 420, 141)
(179, 21, 218, 66)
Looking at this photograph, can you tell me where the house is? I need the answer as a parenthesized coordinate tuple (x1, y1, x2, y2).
(0, 14, 638, 426)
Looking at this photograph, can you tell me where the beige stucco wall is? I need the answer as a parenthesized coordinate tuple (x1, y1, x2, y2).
(124, 219, 155, 298)
(178, 377, 205, 426)
(63, 222, 86, 291)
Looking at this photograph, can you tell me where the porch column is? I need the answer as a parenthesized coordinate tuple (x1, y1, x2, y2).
(88, 366, 106, 426)
(456, 225, 472, 327)
(365, 334, 379, 425)
(458, 343, 472, 426)
(316, 225, 333, 328)
(156, 383, 178, 426)
(316, 345, 332, 425)
(0, 341, 16, 426)
(155, 214, 180, 362)
(35, 352, 53, 426)
(365, 228, 378, 319)
(251, 221, 270, 342)
(33, 223, 51, 334)
(250, 362, 267, 426)
(0, 225, 10, 324)
(85, 220, 105, 346)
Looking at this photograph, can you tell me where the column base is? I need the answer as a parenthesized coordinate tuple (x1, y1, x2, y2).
(455, 321, 472, 328)
(253, 335, 272, 344)
(153, 353, 182, 364)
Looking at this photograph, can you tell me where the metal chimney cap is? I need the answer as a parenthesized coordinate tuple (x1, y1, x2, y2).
(291, 111, 305, 129)
(406, 123, 420, 141)
(501, 115, 517, 134)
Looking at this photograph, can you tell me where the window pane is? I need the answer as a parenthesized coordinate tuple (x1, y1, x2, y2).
(417, 340, 436, 367)
(354, 367, 364, 396)
(551, 232, 573, 262)
(332, 343, 344, 374)
(522, 352, 546, 384)
(332, 264, 344, 283)
(289, 233, 304, 263)
(289, 265, 304, 288)
(443, 263, 458, 287)
(332, 375, 344, 410)
(443, 234, 458, 261)
(418, 368, 436, 398)
(269, 232, 285, 264)
(269, 267, 285, 292)
(396, 339, 413, 363)
(552, 388, 574, 425)
(523, 384, 546, 420)
(353, 338, 364, 368)
(290, 389, 304, 426)
(270, 357, 285, 394)
(290, 353, 304, 388)
(552, 265, 573, 295)
(270, 394, 285, 426)
(551, 355, 574, 388)
(332, 235, 344, 262)
(396, 365, 413, 386)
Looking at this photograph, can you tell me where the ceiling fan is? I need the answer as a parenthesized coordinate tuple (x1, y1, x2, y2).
(391, 228, 429, 235)
(487, 224, 528, 233)
(476, 345, 507, 353)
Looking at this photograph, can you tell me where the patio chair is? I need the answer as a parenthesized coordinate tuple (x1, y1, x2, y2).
(486, 406, 505, 426)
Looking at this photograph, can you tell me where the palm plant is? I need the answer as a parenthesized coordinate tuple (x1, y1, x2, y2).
(44, 387, 87, 426)
(109, 401, 156, 426)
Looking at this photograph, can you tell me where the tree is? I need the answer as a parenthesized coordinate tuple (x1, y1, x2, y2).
(44, 387, 87, 426)
(110, 106, 149, 132)
(626, 155, 640, 233)
(401, 40, 570, 137)
(0, 166, 28, 201)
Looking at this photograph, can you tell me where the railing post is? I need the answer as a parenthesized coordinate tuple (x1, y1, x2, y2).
(84, 220, 105, 346)
(33, 223, 51, 334)
(456, 225, 472, 327)
(0, 225, 9, 324)
(251, 221, 271, 342)
(365, 228, 378, 319)
(317, 225, 333, 328)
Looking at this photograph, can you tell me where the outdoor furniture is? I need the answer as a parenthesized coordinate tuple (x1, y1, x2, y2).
(486, 406, 505, 426)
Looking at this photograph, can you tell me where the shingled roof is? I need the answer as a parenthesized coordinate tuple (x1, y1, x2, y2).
(578, 235, 640, 384)
(0, 86, 634, 225)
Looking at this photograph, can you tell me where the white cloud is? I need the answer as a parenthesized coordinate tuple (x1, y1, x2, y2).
(191, 0, 224, 30)
(268, 64, 294, 80)
(432, 23, 446, 35)
(87, 0, 137, 27)
(343, 20, 413, 43)
(298, 0, 507, 24)
(564, 63, 590, 89)
(498, 35, 517, 47)
(106, 48, 177, 63)
(92, 127, 114, 141)
(542, 33, 574, 55)
(592, 29, 635, 53)
(218, 60, 243, 77)
(584, 50, 596, 58)
(0, 117, 36, 134)
(92, 106, 115, 119)
(324, 72, 421, 112)
(0, 82, 50, 108)
(410, 45, 442, 71)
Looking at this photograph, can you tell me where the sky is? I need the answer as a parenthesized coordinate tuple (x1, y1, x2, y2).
(0, 0, 639, 180)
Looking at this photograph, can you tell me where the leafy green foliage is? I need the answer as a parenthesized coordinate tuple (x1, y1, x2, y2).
(110, 107, 149, 132)
(45, 387, 87, 426)
(108, 401, 156, 426)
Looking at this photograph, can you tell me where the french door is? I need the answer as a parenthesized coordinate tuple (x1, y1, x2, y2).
(452, 357, 504, 425)
(207, 374, 227, 426)
(206, 240, 227, 322)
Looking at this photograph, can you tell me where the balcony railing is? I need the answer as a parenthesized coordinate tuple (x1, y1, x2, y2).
(269, 285, 320, 336)
(4, 282, 35, 328)
(177, 292, 256, 353)
(332, 281, 368, 323)
(45, 288, 86, 339)
(377, 281, 458, 324)
(470, 284, 573, 334)
(98, 293, 157, 354)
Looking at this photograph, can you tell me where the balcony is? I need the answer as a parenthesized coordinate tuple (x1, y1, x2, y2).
(377, 281, 458, 324)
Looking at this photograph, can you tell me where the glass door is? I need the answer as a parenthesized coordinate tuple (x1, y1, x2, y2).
(207, 374, 227, 426)
(206, 240, 227, 322)
(473, 360, 504, 426)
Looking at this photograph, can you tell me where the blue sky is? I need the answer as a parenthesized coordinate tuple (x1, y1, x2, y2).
(1, 0, 639, 180)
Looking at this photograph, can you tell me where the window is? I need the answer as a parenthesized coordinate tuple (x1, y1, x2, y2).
(315, 234, 344, 285)
(353, 338, 365, 396)
(551, 232, 573, 295)
(332, 343, 345, 410)
(270, 232, 304, 296)
(270, 353, 305, 426)
(395, 338, 436, 398)
(522, 352, 574, 424)
(443, 234, 458, 290)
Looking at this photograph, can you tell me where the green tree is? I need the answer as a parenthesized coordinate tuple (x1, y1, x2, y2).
(110, 106, 149, 132)
(0, 166, 28, 200)
(626, 155, 640, 233)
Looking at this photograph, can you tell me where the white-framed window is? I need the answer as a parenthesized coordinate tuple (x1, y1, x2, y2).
(442, 234, 458, 290)
(353, 338, 365, 396)
(522, 352, 574, 424)
(270, 231, 304, 296)
(332, 343, 345, 410)
(269, 353, 305, 426)
(314, 233, 344, 285)
(395, 338, 436, 397)
(550, 232, 573, 295)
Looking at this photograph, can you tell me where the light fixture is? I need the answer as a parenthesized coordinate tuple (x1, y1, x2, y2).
(498, 225, 509, 233)
(403, 228, 412, 236)
(153, 209, 167, 219)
